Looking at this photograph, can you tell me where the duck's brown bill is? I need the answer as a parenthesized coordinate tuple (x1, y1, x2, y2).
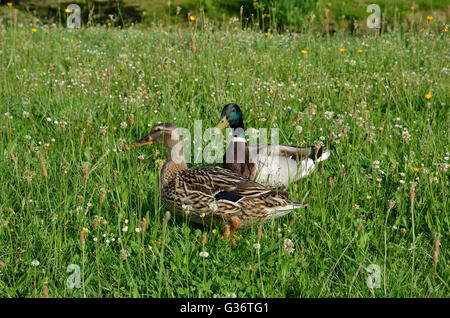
(131, 135, 153, 147)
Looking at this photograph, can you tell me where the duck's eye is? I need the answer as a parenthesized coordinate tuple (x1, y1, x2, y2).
(231, 109, 236, 113)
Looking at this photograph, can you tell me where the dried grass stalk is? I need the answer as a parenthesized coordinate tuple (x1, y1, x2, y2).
(38, 151, 48, 178)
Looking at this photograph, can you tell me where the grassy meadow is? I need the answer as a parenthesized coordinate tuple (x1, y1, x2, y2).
(0, 12, 449, 297)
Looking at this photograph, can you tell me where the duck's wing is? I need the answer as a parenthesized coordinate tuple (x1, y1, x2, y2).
(172, 166, 304, 224)
(249, 144, 330, 163)
(178, 166, 286, 197)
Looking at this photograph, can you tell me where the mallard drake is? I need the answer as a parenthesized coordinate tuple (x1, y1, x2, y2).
(214, 103, 330, 188)
(131, 123, 306, 235)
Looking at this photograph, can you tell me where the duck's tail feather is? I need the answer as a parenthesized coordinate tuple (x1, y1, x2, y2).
(308, 147, 330, 163)
(266, 202, 307, 218)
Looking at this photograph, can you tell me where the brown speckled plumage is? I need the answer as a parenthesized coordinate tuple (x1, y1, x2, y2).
(132, 123, 306, 229)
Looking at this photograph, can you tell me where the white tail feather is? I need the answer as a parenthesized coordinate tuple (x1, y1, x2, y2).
(317, 150, 330, 163)
(266, 203, 307, 218)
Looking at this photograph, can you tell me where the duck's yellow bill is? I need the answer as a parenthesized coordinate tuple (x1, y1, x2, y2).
(131, 135, 153, 147)
(214, 116, 229, 131)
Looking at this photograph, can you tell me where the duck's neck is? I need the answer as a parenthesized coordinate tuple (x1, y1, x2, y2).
(160, 144, 187, 188)
(225, 124, 249, 166)
(231, 123, 246, 139)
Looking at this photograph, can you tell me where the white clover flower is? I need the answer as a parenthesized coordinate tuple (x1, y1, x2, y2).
(120, 249, 130, 258)
(23, 111, 30, 118)
(135, 228, 141, 233)
(209, 202, 218, 213)
(324, 111, 334, 120)
(283, 238, 295, 254)
(199, 251, 209, 258)
(373, 160, 380, 170)
(122, 226, 128, 232)
(138, 154, 145, 160)
(253, 243, 261, 250)
(31, 260, 40, 267)
(120, 122, 128, 129)
(402, 130, 411, 142)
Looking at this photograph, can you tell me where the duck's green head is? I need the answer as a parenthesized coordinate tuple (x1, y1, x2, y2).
(215, 103, 244, 131)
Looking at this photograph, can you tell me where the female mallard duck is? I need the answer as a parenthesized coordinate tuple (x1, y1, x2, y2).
(214, 103, 330, 188)
(131, 123, 306, 235)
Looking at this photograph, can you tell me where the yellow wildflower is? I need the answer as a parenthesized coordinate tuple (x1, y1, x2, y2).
(339, 48, 346, 52)
(358, 49, 363, 53)
(443, 28, 448, 33)
(426, 16, 433, 21)
(189, 15, 195, 21)
(413, 167, 419, 173)
(31, 28, 37, 33)
(65, 8, 71, 13)
(7, 2, 12, 7)
(410, 6, 415, 11)
(301, 50, 308, 54)
(425, 93, 432, 100)
(264, 32, 271, 37)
